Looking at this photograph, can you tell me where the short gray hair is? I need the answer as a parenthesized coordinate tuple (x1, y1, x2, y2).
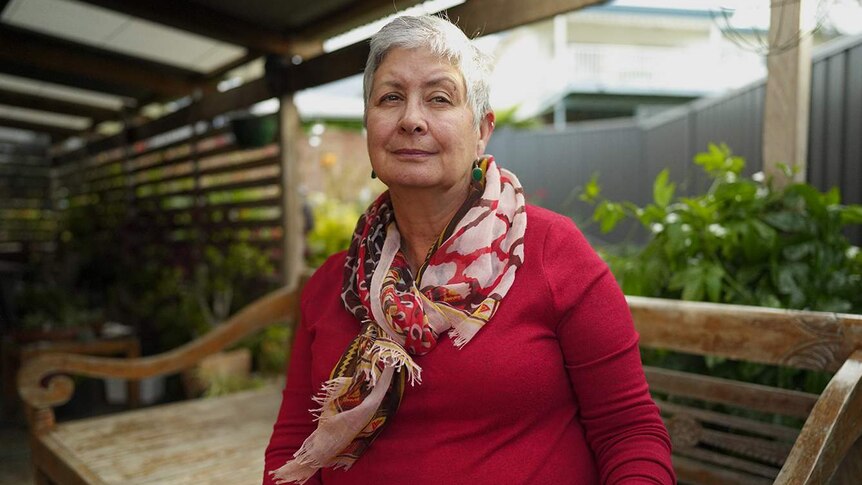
(363, 15, 493, 127)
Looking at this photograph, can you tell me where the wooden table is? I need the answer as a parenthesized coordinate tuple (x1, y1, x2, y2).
(2, 336, 141, 416)
(31, 385, 281, 484)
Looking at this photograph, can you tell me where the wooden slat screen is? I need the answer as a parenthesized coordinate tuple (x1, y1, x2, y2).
(53, 115, 284, 280)
(0, 148, 55, 265)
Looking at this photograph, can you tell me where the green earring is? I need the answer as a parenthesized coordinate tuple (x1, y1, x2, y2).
(371, 170, 377, 179)
(471, 165, 483, 182)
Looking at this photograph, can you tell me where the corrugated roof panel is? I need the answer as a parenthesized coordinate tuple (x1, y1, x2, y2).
(3, 0, 247, 73)
(2, 0, 128, 44)
(106, 19, 245, 71)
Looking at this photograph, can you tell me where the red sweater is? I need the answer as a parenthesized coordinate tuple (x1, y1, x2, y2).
(264, 205, 675, 485)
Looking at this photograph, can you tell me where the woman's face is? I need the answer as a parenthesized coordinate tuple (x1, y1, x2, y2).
(366, 47, 493, 196)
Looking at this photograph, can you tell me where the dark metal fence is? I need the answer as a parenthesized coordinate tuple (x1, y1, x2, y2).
(489, 32, 862, 244)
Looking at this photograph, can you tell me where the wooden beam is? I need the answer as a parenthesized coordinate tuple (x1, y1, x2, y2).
(286, 42, 368, 93)
(295, 0, 427, 45)
(76, 0, 296, 55)
(0, 63, 147, 100)
(447, 0, 608, 37)
(0, 89, 120, 122)
(0, 25, 201, 98)
(0, 116, 82, 139)
(279, 95, 304, 288)
(279, 0, 608, 94)
(762, 0, 812, 186)
(51, 77, 273, 163)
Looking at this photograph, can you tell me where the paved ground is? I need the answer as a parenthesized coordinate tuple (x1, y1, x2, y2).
(0, 377, 125, 485)
(0, 401, 33, 485)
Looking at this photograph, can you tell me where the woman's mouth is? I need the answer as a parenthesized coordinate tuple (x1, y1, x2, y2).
(393, 149, 435, 156)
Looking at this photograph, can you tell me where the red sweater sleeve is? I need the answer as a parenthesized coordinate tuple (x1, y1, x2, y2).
(543, 216, 676, 484)
(263, 309, 322, 485)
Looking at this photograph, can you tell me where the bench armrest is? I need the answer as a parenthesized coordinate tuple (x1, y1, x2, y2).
(775, 349, 862, 484)
(17, 285, 299, 433)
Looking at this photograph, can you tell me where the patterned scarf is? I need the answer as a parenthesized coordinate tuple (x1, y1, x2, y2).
(271, 156, 526, 484)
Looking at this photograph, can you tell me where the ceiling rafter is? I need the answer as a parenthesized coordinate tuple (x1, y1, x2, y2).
(0, 25, 203, 98)
(76, 0, 295, 55)
(293, 0, 426, 55)
(281, 0, 609, 93)
(0, 89, 120, 122)
(449, 0, 607, 37)
(0, 62, 149, 99)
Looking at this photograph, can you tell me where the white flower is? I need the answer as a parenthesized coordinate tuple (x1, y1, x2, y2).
(708, 223, 728, 238)
(665, 213, 680, 224)
(848, 246, 860, 260)
(650, 223, 664, 234)
(681, 224, 692, 233)
(752, 171, 765, 183)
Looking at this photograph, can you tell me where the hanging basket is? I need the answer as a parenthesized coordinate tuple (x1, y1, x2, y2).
(230, 114, 278, 148)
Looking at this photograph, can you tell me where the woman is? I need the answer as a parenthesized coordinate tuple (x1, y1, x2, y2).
(265, 15, 674, 485)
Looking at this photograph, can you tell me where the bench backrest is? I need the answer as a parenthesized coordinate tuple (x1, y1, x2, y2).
(628, 296, 862, 484)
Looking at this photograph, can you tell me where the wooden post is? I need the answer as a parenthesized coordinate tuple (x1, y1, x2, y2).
(279, 95, 305, 290)
(762, 0, 812, 186)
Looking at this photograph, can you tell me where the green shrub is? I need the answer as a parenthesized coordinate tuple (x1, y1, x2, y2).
(580, 143, 862, 401)
(581, 143, 862, 312)
(305, 192, 362, 268)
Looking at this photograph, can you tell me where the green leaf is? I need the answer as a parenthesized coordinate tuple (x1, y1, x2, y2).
(787, 184, 828, 219)
(694, 143, 745, 177)
(704, 263, 724, 302)
(782, 242, 816, 262)
(637, 204, 666, 227)
(762, 211, 807, 233)
(593, 201, 626, 233)
(775, 263, 809, 307)
(653, 169, 676, 208)
(841, 205, 862, 225)
(823, 187, 841, 206)
(670, 266, 706, 301)
(579, 173, 602, 203)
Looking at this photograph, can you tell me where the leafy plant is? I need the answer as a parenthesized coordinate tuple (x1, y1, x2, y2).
(580, 143, 862, 402)
(240, 323, 293, 376)
(493, 105, 542, 130)
(581, 143, 862, 312)
(194, 242, 275, 326)
(305, 192, 362, 267)
(14, 283, 102, 332)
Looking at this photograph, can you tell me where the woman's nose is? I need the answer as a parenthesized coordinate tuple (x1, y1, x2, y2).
(399, 101, 427, 134)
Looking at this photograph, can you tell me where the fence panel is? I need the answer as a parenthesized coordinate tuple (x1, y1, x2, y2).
(488, 34, 862, 245)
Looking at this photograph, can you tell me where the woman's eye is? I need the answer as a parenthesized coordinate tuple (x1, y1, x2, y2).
(431, 96, 451, 104)
(380, 94, 401, 103)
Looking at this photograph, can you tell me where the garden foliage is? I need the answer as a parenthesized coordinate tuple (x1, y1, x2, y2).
(580, 143, 862, 398)
(581, 143, 862, 313)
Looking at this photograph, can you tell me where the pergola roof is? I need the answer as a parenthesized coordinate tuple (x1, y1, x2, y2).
(0, 0, 606, 149)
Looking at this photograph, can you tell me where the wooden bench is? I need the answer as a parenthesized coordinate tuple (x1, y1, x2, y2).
(17, 285, 299, 485)
(630, 296, 862, 484)
(17, 288, 862, 484)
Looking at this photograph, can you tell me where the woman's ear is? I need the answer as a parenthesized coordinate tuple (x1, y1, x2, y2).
(477, 111, 495, 155)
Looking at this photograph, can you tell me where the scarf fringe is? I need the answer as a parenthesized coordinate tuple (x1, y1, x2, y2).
(309, 377, 352, 420)
(449, 326, 470, 349)
(372, 340, 423, 386)
(308, 340, 422, 423)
